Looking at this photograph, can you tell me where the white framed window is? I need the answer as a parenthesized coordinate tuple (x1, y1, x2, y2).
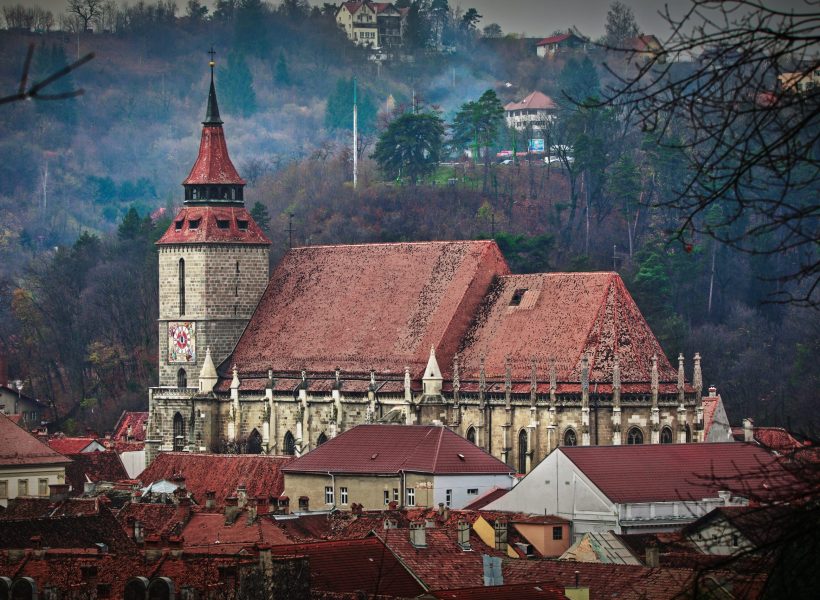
(393, 488, 399, 502)
(467, 488, 478, 495)
(324, 486, 334, 505)
(38, 478, 49, 497)
(340, 487, 349, 505)
(384, 490, 390, 505)
(0, 480, 7, 499)
(406, 488, 415, 506)
(445, 489, 452, 507)
(18, 479, 28, 496)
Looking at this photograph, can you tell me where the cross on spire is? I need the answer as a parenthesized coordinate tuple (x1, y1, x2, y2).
(208, 46, 216, 81)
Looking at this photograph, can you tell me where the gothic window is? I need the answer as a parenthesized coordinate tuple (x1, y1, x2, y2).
(660, 426, 673, 444)
(177, 368, 187, 388)
(178, 258, 185, 315)
(466, 426, 476, 444)
(317, 432, 328, 446)
(627, 427, 644, 445)
(173, 413, 185, 452)
(563, 428, 577, 446)
(518, 429, 528, 474)
(247, 429, 262, 454)
(685, 423, 692, 443)
(283, 431, 296, 456)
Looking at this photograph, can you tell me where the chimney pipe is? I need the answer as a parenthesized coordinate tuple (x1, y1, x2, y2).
(410, 522, 427, 548)
(133, 520, 144, 543)
(457, 519, 471, 550)
(247, 497, 258, 524)
(645, 542, 659, 567)
(743, 418, 754, 443)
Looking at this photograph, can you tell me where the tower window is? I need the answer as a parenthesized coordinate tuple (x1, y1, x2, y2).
(175, 220, 184, 231)
(660, 426, 673, 444)
(563, 428, 577, 446)
(237, 220, 249, 230)
(173, 412, 186, 451)
(216, 219, 230, 229)
(466, 426, 476, 444)
(178, 258, 185, 315)
(188, 219, 201, 230)
(177, 368, 187, 388)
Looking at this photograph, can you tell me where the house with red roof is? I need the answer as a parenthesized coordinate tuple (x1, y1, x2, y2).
(46, 434, 106, 455)
(0, 412, 71, 507)
(335, 1, 404, 49)
(109, 410, 149, 477)
(504, 91, 557, 134)
(732, 418, 809, 454)
(536, 32, 588, 57)
(0, 355, 50, 430)
(281, 424, 514, 511)
(486, 443, 794, 539)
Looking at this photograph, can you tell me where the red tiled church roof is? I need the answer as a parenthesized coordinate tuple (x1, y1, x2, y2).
(137, 453, 294, 508)
(458, 272, 677, 382)
(560, 443, 791, 504)
(156, 206, 271, 245)
(183, 124, 244, 185)
(228, 240, 509, 377)
(0, 412, 72, 467)
(282, 425, 513, 475)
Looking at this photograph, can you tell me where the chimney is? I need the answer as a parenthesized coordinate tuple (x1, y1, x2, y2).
(457, 519, 471, 551)
(708, 385, 717, 397)
(246, 497, 258, 525)
(494, 519, 508, 552)
(388, 500, 398, 510)
(49, 484, 69, 503)
(225, 496, 241, 525)
(410, 522, 427, 548)
(718, 490, 732, 506)
(645, 541, 659, 568)
(83, 481, 97, 496)
(383, 518, 398, 530)
(743, 418, 754, 443)
(133, 520, 144, 543)
(205, 490, 216, 510)
(482, 554, 503, 586)
(236, 484, 247, 509)
(436, 502, 450, 523)
(144, 535, 162, 562)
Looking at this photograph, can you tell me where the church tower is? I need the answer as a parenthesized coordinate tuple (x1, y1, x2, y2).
(156, 54, 271, 388)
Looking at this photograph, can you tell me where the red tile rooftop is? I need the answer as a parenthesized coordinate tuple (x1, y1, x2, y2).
(111, 410, 149, 442)
(560, 443, 793, 504)
(431, 581, 567, 600)
(228, 240, 507, 377)
(64, 450, 129, 492)
(157, 206, 271, 245)
(462, 486, 509, 510)
(183, 123, 245, 185)
(45, 435, 100, 455)
(0, 412, 72, 467)
(282, 424, 513, 475)
(269, 538, 427, 598)
(137, 452, 293, 508)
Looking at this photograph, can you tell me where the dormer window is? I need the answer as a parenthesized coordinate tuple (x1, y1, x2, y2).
(188, 219, 201, 230)
(216, 219, 230, 229)
(510, 288, 527, 306)
(236, 219, 249, 230)
(175, 220, 184, 231)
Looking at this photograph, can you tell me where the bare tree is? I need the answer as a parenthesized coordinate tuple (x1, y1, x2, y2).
(603, 1, 819, 306)
(66, 0, 102, 32)
(32, 7, 55, 32)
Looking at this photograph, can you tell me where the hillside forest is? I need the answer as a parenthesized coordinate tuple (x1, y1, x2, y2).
(0, 0, 816, 435)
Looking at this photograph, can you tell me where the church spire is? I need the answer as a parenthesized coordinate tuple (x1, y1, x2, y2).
(204, 48, 223, 125)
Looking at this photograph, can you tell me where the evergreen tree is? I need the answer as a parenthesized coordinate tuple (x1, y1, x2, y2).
(274, 51, 290, 86)
(557, 56, 600, 108)
(220, 51, 257, 118)
(250, 201, 271, 233)
(372, 111, 445, 184)
(451, 89, 504, 190)
(324, 78, 377, 134)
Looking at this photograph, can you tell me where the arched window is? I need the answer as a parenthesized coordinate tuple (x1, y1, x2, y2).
(178, 258, 185, 316)
(283, 431, 296, 456)
(660, 426, 673, 444)
(147, 577, 174, 600)
(685, 423, 692, 443)
(563, 428, 577, 446)
(124, 577, 149, 600)
(317, 432, 328, 446)
(173, 413, 185, 452)
(627, 427, 644, 445)
(518, 429, 528, 474)
(177, 368, 187, 388)
(11, 577, 36, 600)
(247, 429, 263, 454)
(466, 426, 476, 444)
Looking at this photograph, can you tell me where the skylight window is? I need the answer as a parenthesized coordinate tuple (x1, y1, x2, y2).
(188, 219, 201, 230)
(216, 219, 230, 229)
(510, 288, 527, 306)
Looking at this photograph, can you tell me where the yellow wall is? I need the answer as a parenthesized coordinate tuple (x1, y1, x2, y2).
(514, 522, 571, 557)
(473, 516, 519, 558)
(0, 464, 66, 507)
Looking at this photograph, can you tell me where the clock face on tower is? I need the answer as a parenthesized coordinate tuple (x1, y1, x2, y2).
(168, 321, 196, 363)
